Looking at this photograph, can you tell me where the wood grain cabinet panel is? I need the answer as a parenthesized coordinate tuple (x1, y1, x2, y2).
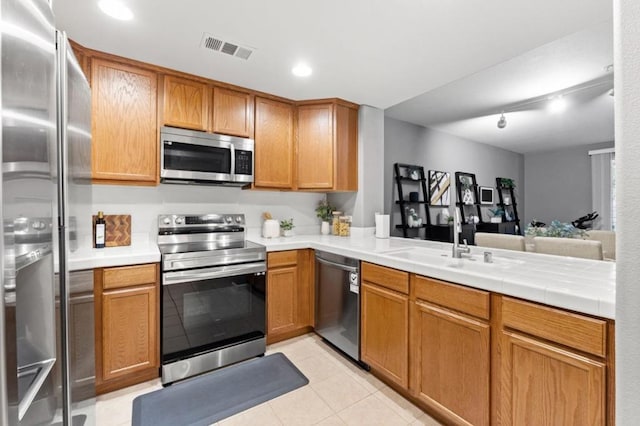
(95, 263, 160, 394)
(501, 331, 606, 426)
(254, 97, 294, 189)
(296, 100, 358, 191)
(267, 266, 298, 336)
(266, 250, 313, 344)
(101, 285, 157, 381)
(162, 75, 209, 130)
(296, 103, 334, 189)
(212, 87, 254, 137)
(411, 300, 490, 426)
(91, 59, 158, 184)
(361, 282, 409, 388)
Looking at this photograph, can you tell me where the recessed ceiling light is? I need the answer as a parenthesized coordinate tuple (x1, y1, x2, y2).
(292, 63, 312, 77)
(548, 96, 567, 113)
(98, 0, 133, 21)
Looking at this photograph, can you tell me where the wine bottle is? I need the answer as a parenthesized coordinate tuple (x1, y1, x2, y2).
(95, 211, 106, 249)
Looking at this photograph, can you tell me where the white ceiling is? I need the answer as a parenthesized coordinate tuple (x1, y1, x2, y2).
(53, 0, 613, 152)
(52, 0, 612, 113)
(385, 21, 614, 153)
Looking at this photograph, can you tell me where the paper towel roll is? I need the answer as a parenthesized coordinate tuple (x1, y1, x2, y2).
(375, 214, 390, 239)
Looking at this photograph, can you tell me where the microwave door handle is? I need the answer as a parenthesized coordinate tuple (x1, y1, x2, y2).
(229, 143, 235, 176)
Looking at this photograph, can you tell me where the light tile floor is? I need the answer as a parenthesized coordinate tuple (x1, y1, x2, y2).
(94, 333, 442, 426)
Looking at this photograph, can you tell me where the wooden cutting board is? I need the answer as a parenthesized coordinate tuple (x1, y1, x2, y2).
(92, 214, 131, 247)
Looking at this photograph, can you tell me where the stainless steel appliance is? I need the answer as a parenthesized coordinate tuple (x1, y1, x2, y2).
(315, 251, 362, 362)
(1, 0, 94, 423)
(157, 214, 266, 385)
(160, 126, 254, 186)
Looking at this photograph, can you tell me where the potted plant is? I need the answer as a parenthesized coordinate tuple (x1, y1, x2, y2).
(280, 218, 295, 237)
(499, 178, 516, 189)
(315, 198, 334, 235)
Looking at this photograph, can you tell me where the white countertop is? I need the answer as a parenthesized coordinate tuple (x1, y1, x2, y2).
(250, 231, 615, 320)
(68, 229, 615, 319)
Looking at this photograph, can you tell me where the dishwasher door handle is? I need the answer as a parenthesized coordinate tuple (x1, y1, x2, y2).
(316, 257, 358, 273)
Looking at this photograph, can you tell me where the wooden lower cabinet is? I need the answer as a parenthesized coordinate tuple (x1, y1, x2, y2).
(266, 250, 313, 344)
(361, 282, 409, 388)
(501, 331, 606, 425)
(95, 263, 159, 394)
(411, 300, 490, 426)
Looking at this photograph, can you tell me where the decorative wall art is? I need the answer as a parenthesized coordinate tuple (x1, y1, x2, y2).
(428, 170, 451, 206)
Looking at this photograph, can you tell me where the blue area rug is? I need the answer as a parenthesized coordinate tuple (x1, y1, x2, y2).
(132, 353, 308, 426)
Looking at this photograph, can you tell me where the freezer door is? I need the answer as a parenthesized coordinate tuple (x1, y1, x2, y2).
(1, 0, 58, 424)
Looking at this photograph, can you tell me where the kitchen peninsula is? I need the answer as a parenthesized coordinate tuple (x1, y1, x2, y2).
(70, 231, 615, 426)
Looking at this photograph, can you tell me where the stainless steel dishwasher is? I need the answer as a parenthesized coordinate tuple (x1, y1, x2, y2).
(315, 251, 361, 362)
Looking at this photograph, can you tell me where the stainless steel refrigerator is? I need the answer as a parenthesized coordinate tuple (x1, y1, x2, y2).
(1, 0, 94, 424)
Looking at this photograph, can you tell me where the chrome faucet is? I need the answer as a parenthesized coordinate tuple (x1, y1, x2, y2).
(452, 209, 471, 258)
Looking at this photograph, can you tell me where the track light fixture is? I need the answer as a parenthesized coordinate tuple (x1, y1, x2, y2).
(497, 112, 507, 129)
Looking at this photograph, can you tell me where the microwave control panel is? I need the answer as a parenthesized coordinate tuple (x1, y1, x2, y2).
(235, 150, 253, 175)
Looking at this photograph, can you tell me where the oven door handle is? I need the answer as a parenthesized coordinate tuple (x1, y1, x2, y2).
(162, 262, 266, 286)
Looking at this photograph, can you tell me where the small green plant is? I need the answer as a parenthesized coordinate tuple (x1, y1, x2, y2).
(280, 218, 295, 231)
(525, 220, 586, 239)
(499, 178, 516, 188)
(315, 198, 334, 222)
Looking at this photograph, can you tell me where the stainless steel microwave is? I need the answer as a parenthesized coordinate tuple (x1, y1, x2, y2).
(160, 126, 254, 186)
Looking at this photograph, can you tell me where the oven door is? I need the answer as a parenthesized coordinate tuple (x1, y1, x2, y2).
(161, 262, 266, 364)
(160, 134, 233, 182)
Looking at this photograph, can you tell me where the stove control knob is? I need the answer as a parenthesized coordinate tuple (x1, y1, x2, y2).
(235, 216, 243, 223)
(175, 217, 184, 225)
(162, 217, 171, 225)
(225, 216, 233, 224)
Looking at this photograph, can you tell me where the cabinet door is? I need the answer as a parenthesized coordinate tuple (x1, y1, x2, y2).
(101, 284, 157, 381)
(267, 266, 298, 337)
(211, 87, 254, 137)
(91, 59, 158, 183)
(412, 300, 490, 426)
(162, 75, 209, 130)
(501, 331, 605, 426)
(254, 97, 294, 188)
(361, 282, 409, 388)
(297, 103, 334, 189)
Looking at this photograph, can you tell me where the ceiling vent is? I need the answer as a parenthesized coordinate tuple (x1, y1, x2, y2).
(201, 33, 254, 60)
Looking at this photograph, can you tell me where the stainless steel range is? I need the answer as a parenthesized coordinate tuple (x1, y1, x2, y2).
(157, 214, 266, 385)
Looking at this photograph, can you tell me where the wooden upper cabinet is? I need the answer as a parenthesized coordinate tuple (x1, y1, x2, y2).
(254, 97, 294, 189)
(296, 100, 358, 191)
(91, 59, 158, 184)
(211, 87, 254, 137)
(161, 75, 209, 131)
(296, 103, 334, 189)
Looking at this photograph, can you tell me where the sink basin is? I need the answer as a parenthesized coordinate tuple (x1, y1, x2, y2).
(386, 247, 525, 271)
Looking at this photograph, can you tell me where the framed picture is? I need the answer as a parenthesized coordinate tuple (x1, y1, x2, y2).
(479, 186, 494, 204)
(428, 170, 451, 206)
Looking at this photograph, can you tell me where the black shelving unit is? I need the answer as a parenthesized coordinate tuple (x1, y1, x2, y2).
(454, 172, 484, 245)
(394, 163, 431, 238)
(495, 177, 521, 234)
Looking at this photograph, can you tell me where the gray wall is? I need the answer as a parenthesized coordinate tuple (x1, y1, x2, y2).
(523, 142, 613, 227)
(384, 117, 524, 235)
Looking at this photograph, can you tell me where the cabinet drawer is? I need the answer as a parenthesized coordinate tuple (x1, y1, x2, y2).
(268, 250, 298, 268)
(362, 262, 409, 294)
(502, 297, 607, 357)
(413, 275, 490, 320)
(102, 263, 158, 290)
